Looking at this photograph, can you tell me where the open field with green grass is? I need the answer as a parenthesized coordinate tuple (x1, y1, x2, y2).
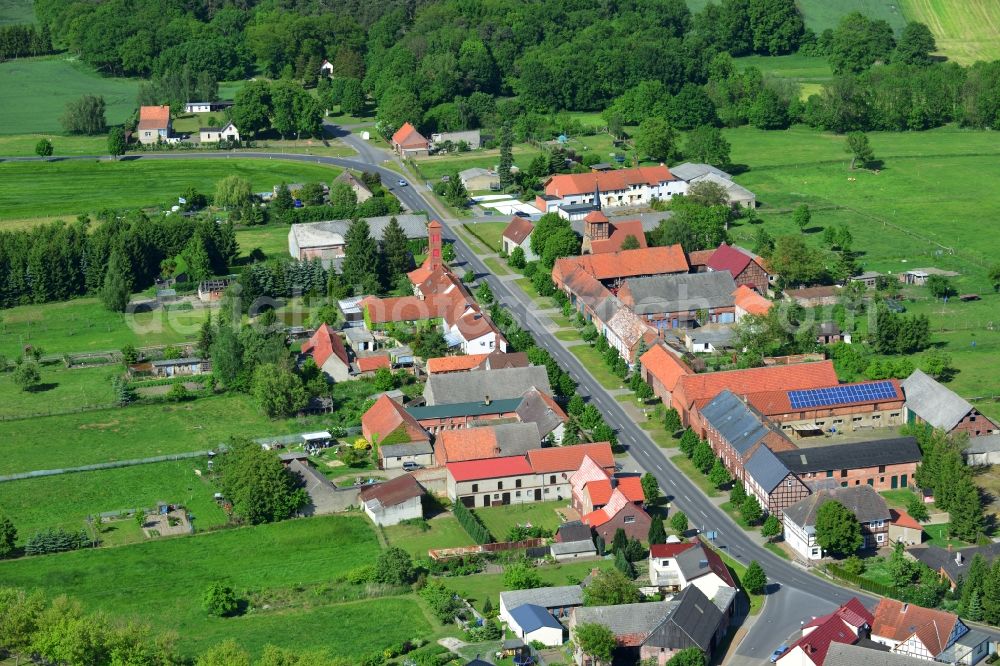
(0, 394, 317, 474)
(569, 344, 626, 392)
(735, 54, 833, 99)
(384, 514, 474, 558)
(0, 297, 210, 358)
(235, 224, 294, 262)
(0, 133, 107, 156)
(0, 56, 142, 134)
(0, 0, 33, 23)
(901, 0, 1000, 64)
(465, 222, 509, 252)
(412, 149, 542, 183)
(726, 126, 1000, 289)
(0, 515, 426, 658)
(0, 458, 227, 542)
(0, 159, 340, 223)
(0, 362, 117, 417)
(473, 500, 567, 541)
(450, 560, 610, 609)
(923, 522, 969, 548)
(797, 0, 907, 33)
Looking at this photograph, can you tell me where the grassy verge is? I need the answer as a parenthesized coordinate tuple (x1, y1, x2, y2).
(512, 277, 557, 309)
(464, 222, 508, 253)
(483, 257, 512, 277)
(568, 344, 625, 392)
(668, 454, 721, 498)
(711, 546, 764, 615)
(383, 514, 474, 559)
(718, 501, 754, 530)
(764, 542, 790, 560)
(555, 330, 581, 342)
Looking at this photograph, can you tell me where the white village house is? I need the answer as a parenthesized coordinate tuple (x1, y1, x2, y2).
(199, 122, 240, 143)
(357, 474, 424, 527)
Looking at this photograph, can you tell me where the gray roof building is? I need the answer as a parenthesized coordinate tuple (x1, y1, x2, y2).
(901, 369, 974, 431)
(622, 272, 737, 315)
(557, 521, 594, 543)
(380, 442, 433, 458)
(699, 390, 782, 458)
(670, 163, 732, 182)
(550, 540, 598, 558)
(642, 586, 726, 652)
(908, 542, 1000, 585)
(572, 601, 675, 641)
(515, 388, 567, 439)
(744, 445, 793, 493)
(783, 485, 890, 529)
(289, 215, 428, 253)
(774, 437, 921, 474)
(424, 365, 552, 406)
(964, 433, 1000, 454)
(501, 585, 584, 613)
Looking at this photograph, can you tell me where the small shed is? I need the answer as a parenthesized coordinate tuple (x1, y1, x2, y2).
(151, 357, 208, 377)
(507, 604, 566, 647)
(358, 474, 425, 526)
(301, 431, 333, 452)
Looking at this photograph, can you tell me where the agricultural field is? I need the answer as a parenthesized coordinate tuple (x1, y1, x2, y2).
(0, 363, 118, 417)
(0, 458, 228, 541)
(0, 297, 210, 358)
(0, 56, 142, 134)
(0, 515, 429, 658)
(0, 159, 340, 226)
(0, 0, 33, 24)
(0, 393, 320, 474)
(0, 133, 107, 156)
(900, 0, 1000, 64)
(735, 54, 833, 99)
(797, 0, 908, 33)
(412, 149, 543, 183)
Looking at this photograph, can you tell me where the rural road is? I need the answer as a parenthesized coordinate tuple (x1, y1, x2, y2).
(5, 134, 999, 661)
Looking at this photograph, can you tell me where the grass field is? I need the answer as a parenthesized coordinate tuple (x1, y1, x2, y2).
(735, 54, 833, 99)
(0, 363, 117, 417)
(383, 514, 474, 558)
(0, 394, 316, 474)
(0, 133, 108, 156)
(0, 458, 228, 541)
(450, 560, 609, 609)
(0, 0, 33, 24)
(0, 515, 424, 658)
(0, 159, 340, 224)
(412, 149, 543, 183)
(0, 56, 142, 134)
(797, 0, 908, 33)
(901, 0, 1000, 64)
(473, 501, 567, 541)
(0, 297, 210, 358)
(235, 224, 294, 262)
(464, 222, 509, 252)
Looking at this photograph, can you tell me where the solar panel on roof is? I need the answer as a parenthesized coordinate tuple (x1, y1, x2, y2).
(787, 381, 898, 410)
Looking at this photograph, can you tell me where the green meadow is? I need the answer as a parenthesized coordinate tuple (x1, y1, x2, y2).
(0, 158, 340, 224)
(0, 515, 431, 658)
(0, 363, 118, 417)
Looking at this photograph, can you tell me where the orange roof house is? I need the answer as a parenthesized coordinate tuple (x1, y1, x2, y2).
(501, 217, 537, 260)
(639, 344, 694, 406)
(569, 456, 644, 516)
(552, 245, 688, 287)
(301, 323, 351, 382)
(544, 166, 676, 198)
(871, 599, 980, 660)
(137, 105, 172, 145)
(433, 422, 541, 464)
(733, 285, 773, 318)
(427, 354, 490, 374)
(356, 354, 391, 374)
(391, 122, 429, 156)
(526, 442, 615, 474)
(362, 395, 429, 447)
(590, 219, 648, 254)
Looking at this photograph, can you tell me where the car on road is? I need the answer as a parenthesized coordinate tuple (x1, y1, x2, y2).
(397, 179, 407, 187)
(770, 645, 789, 662)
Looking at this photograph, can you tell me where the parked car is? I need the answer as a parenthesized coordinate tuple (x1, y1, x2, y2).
(770, 645, 789, 663)
(397, 179, 407, 187)
(402, 461, 421, 471)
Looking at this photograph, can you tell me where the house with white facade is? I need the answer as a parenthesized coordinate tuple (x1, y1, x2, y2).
(647, 539, 737, 599)
(535, 166, 685, 218)
(782, 485, 891, 561)
(499, 586, 584, 629)
(871, 599, 989, 665)
(199, 122, 240, 143)
(501, 216, 538, 260)
(506, 604, 566, 646)
(357, 474, 424, 526)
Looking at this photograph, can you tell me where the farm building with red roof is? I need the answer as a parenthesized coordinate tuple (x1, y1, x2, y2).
(537, 166, 686, 217)
(390, 122, 429, 157)
(300, 323, 351, 382)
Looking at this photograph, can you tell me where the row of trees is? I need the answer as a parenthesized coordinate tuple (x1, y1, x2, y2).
(911, 426, 985, 541)
(231, 79, 324, 140)
(0, 211, 237, 310)
(0, 23, 53, 60)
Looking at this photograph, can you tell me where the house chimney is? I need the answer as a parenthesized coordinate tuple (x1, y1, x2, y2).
(484, 394, 491, 406)
(610, 477, 619, 489)
(901, 604, 908, 613)
(955, 552, 964, 566)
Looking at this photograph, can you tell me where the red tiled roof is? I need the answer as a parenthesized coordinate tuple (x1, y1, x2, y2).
(527, 442, 615, 473)
(447, 455, 533, 482)
(677, 361, 839, 410)
(553, 245, 688, 282)
(584, 210, 609, 223)
(436, 427, 502, 463)
(427, 354, 490, 374)
(743, 379, 903, 416)
(585, 476, 644, 506)
(138, 105, 170, 130)
(391, 122, 428, 148)
(544, 166, 677, 198)
(407, 260, 435, 286)
(707, 242, 753, 276)
(783, 616, 856, 666)
(733, 285, 772, 316)
(363, 295, 440, 324)
(590, 220, 648, 254)
(362, 395, 428, 445)
(698, 541, 738, 588)
(640, 344, 692, 393)
(687, 249, 716, 267)
(358, 473, 423, 506)
(649, 542, 699, 558)
(502, 217, 534, 245)
(872, 599, 959, 656)
(300, 323, 349, 369)
(357, 354, 391, 373)
(890, 508, 923, 531)
(582, 489, 648, 527)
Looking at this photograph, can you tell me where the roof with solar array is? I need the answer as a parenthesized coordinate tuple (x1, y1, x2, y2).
(787, 381, 899, 410)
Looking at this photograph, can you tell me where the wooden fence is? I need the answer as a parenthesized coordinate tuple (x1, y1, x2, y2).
(428, 537, 546, 560)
